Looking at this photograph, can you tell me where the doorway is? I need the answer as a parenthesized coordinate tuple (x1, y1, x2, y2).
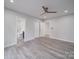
(16, 17, 25, 46)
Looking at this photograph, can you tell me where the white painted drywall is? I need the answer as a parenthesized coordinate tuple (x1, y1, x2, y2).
(45, 14, 74, 42)
(4, 10, 17, 48)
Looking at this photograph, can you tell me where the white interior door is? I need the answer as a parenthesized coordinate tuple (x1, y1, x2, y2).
(40, 22, 46, 36)
(34, 21, 40, 37)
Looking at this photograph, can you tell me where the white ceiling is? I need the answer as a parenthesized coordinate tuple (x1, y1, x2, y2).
(4, 0, 74, 19)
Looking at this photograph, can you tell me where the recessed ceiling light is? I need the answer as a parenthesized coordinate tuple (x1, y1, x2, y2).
(64, 10, 68, 13)
(10, 0, 14, 3)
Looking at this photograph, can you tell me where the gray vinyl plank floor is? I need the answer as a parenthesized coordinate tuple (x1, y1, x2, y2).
(4, 37, 74, 59)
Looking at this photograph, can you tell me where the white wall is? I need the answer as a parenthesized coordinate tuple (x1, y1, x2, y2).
(4, 9, 40, 48)
(4, 9, 17, 48)
(44, 14, 74, 42)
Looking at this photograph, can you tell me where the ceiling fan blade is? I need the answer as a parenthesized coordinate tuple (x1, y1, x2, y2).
(41, 6, 57, 15)
(47, 11, 57, 13)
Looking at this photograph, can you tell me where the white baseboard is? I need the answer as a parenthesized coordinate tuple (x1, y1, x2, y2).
(49, 36, 74, 43)
(4, 42, 16, 48)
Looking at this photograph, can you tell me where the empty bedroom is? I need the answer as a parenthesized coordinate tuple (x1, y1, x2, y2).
(4, 0, 74, 59)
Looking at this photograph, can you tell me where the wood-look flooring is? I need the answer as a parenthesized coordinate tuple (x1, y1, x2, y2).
(4, 37, 74, 59)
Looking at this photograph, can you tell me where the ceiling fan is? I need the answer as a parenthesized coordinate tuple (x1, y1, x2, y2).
(41, 6, 57, 15)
